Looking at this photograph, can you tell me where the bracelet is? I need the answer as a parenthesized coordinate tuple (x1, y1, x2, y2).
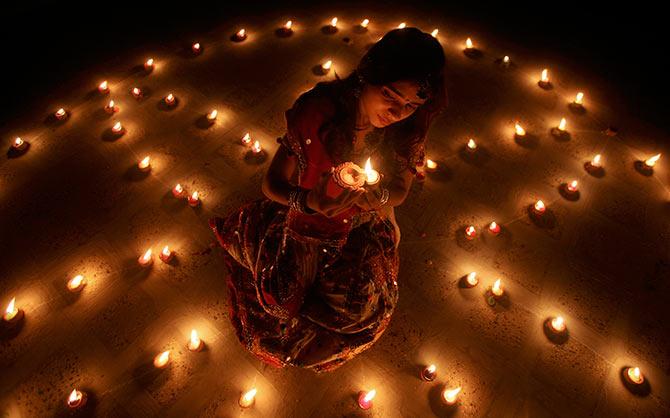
(379, 187, 390, 206)
(288, 187, 316, 214)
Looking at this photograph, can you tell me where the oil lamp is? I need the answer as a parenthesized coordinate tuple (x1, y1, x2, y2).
(138, 248, 153, 267)
(67, 275, 86, 292)
(321, 59, 332, 73)
(138, 156, 151, 172)
(164, 93, 176, 107)
(539, 68, 550, 87)
(549, 316, 566, 333)
(533, 200, 546, 215)
(491, 279, 503, 297)
(234, 28, 247, 41)
(421, 364, 437, 381)
(188, 329, 204, 351)
(465, 37, 474, 50)
(466, 272, 479, 287)
(241, 132, 252, 145)
(111, 122, 124, 134)
(206, 109, 218, 121)
(55, 108, 67, 120)
(131, 87, 142, 98)
(192, 42, 201, 54)
(364, 158, 380, 185)
(465, 225, 476, 239)
(466, 138, 477, 152)
(251, 140, 262, 154)
(625, 367, 644, 385)
(442, 386, 461, 405)
(105, 99, 117, 113)
(239, 388, 257, 408)
(98, 80, 109, 94)
(514, 122, 526, 137)
(431, 29, 439, 38)
(566, 180, 578, 194)
(159, 245, 174, 263)
(144, 58, 154, 71)
(172, 183, 186, 198)
(357, 389, 376, 410)
(153, 350, 170, 368)
(188, 191, 200, 207)
(644, 153, 661, 168)
(67, 389, 86, 409)
(3, 297, 23, 323)
(488, 221, 501, 235)
(360, 18, 369, 28)
(12, 137, 27, 151)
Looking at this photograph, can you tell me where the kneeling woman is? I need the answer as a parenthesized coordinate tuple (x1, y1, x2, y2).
(210, 27, 447, 373)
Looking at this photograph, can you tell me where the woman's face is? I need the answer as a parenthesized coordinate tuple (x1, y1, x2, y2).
(359, 80, 427, 128)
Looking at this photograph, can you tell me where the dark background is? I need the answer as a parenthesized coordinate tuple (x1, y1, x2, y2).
(1, 0, 667, 131)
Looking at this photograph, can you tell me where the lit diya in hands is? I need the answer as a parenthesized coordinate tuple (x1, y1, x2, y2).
(328, 161, 368, 198)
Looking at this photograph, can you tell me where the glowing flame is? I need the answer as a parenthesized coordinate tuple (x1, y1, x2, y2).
(106, 99, 115, 109)
(330, 17, 338, 27)
(153, 350, 170, 368)
(112, 122, 123, 133)
(515, 123, 526, 136)
(574, 92, 584, 105)
(491, 279, 503, 296)
(398, 22, 406, 29)
(189, 329, 202, 350)
(192, 42, 200, 51)
(541, 69, 549, 83)
(207, 109, 218, 120)
(466, 272, 478, 286)
(252, 141, 262, 153)
(467, 138, 477, 150)
(138, 156, 151, 170)
(174, 184, 183, 193)
(237, 28, 246, 38)
(132, 87, 141, 97)
(361, 19, 370, 28)
(363, 389, 376, 402)
(68, 389, 82, 406)
(534, 200, 546, 212)
(591, 154, 602, 167)
(442, 386, 461, 404)
(426, 364, 436, 373)
(568, 180, 578, 192)
(551, 316, 566, 331)
(558, 118, 567, 131)
(55, 108, 66, 118)
(145, 58, 154, 67)
(191, 191, 199, 201)
(4, 297, 18, 320)
(645, 153, 661, 167)
(241, 132, 251, 144)
(165, 93, 174, 104)
(627, 367, 643, 383)
(67, 275, 85, 291)
(364, 157, 380, 184)
(240, 387, 257, 407)
(503, 55, 510, 63)
(140, 248, 152, 265)
(284, 20, 292, 30)
(322, 60, 332, 71)
(99, 80, 108, 91)
(465, 38, 473, 49)
(162, 246, 171, 257)
(465, 226, 476, 237)
(13, 137, 24, 147)
(426, 159, 437, 169)
(431, 29, 439, 38)
(489, 221, 500, 233)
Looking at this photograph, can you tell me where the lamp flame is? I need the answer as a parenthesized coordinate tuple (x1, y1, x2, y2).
(153, 350, 170, 368)
(68, 389, 83, 407)
(541, 69, 549, 83)
(503, 55, 510, 63)
(426, 159, 437, 170)
(252, 140, 262, 153)
(13, 137, 24, 147)
(431, 29, 439, 38)
(112, 122, 123, 133)
(627, 367, 644, 384)
(398, 22, 406, 29)
(284, 20, 292, 30)
(189, 329, 202, 350)
(567, 180, 578, 192)
(4, 297, 18, 320)
(138, 156, 151, 170)
(207, 109, 218, 120)
(465, 38, 473, 49)
(491, 279, 503, 296)
(364, 389, 376, 402)
(534, 200, 546, 213)
(551, 316, 566, 331)
(574, 92, 584, 105)
(67, 275, 85, 291)
(558, 118, 567, 131)
(645, 153, 661, 167)
(330, 17, 338, 27)
(442, 386, 461, 404)
(99, 80, 108, 92)
(466, 272, 478, 286)
(239, 387, 257, 407)
(322, 60, 332, 71)
(591, 154, 602, 167)
(467, 138, 477, 150)
(361, 19, 369, 28)
(515, 123, 526, 136)
(242, 132, 251, 144)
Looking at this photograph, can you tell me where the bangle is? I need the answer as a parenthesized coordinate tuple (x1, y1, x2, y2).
(379, 187, 390, 206)
(288, 187, 315, 214)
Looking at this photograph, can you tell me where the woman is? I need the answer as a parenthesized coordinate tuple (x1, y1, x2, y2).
(210, 27, 447, 373)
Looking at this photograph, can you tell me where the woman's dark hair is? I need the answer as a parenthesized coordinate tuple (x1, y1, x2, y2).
(315, 27, 447, 167)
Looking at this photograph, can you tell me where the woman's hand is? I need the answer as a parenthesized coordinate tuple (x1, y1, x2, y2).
(354, 186, 386, 211)
(306, 169, 366, 217)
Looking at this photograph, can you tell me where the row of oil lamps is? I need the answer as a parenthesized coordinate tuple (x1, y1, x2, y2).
(4, 19, 660, 412)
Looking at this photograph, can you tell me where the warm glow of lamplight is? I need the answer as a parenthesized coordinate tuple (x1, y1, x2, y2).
(361, 18, 369, 28)
(574, 92, 584, 105)
(237, 29, 246, 38)
(172, 183, 184, 198)
(13, 137, 24, 148)
(251, 140, 262, 154)
(67, 389, 84, 408)
(515, 123, 526, 136)
(465, 37, 473, 49)
(467, 138, 477, 150)
(421, 364, 437, 381)
(534, 200, 546, 213)
(132, 87, 142, 98)
(322, 59, 332, 71)
(188, 329, 203, 351)
(466, 272, 478, 286)
(591, 154, 602, 167)
(55, 108, 66, 119)
(364, 157, 380, 185)
(112, 122, 123, 133)
(431, 29, 439, 38)
(189, 191, 199, 203)
(67, 275, 85, 291)
(550, 316, 566, 332)
(138, 156, 151, 171)
(426, 159, 437, 170)
(358, 389, 376, 409)
(558, 118, 567, 131)
(242, 132, 251, 145)
(98, 80, 109, 93)
(503, 55, 510, 63)
(207, 109, 218, 121)
(541, 69, 549, 83)
(284, 20, 292, 30)
(645, 153, 661, 167)
(398, 22, 406, 29)
(442, 387, 461, 405)
(105, 100, 116, 113)
(165, 93, 175, 105)
(192, 42, 201, 53)
(491, 279, 503, 297)
(239, 388, 257, 408)
(564, 180, 578, 193)
(330, 17, 338, 27)
(489, 221, 501, 235)
(153, 350, 170, 368)
(465, 225, 476, 238)
(4, 298, 18, 321)
(627, 367, 644, 384)
(160, 245, 173, 263)
(144, 58, 154, 69)
(138, 248, 153, 266)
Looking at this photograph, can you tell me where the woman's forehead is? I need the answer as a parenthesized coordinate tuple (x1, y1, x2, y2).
(387, 80, 427, 105)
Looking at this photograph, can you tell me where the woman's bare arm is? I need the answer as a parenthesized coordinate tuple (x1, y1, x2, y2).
(261, 145, 297, 205)
(383, 168, 414, 207)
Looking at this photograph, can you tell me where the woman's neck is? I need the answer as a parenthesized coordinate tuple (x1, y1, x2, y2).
(355, 97, 371, 129)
